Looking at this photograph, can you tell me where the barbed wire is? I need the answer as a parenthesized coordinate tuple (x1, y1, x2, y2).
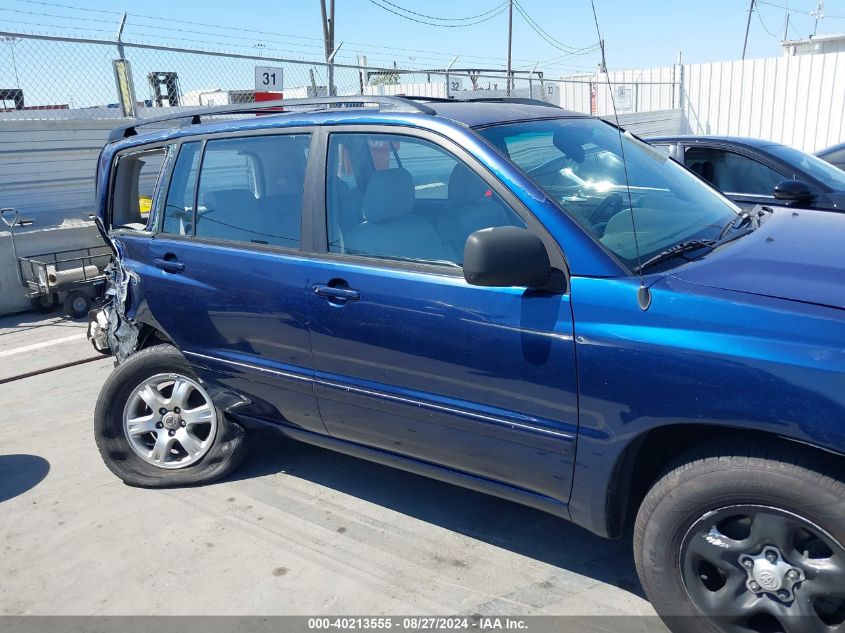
(10, 0, 592, 70)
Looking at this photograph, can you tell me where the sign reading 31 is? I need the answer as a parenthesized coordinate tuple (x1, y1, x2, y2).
(255, 66, 284, 91)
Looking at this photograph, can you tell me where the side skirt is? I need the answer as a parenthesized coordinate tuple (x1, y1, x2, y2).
(234, 414, 572, 521)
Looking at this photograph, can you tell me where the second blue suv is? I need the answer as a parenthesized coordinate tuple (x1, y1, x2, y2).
(89, 96, 845, 633)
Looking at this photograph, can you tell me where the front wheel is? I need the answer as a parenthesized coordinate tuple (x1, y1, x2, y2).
(94, 344, 249, 487)
(635, 441, 845, 633)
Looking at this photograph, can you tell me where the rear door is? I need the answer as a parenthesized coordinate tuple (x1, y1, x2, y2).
(133, 130, 325, 433)
(305, 126, 579, 503)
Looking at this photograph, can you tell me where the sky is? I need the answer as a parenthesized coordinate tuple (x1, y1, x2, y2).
(3, 0, 845, 77)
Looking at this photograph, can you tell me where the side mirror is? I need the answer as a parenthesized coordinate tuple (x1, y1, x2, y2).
(463, 226, 552, 289)
(773, 179, 816, 205)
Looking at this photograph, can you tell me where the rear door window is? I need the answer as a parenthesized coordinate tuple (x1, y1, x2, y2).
(192, 134, 310, 248)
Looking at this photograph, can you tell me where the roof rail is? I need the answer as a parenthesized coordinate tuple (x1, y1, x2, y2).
(463, 97, 562, 108)
(397, 95, 563, 108)
(107, 95, 435, 142)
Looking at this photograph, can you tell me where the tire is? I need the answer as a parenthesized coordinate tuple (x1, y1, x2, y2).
(31, 293, 57, 314)
(94, 344, 249, 487)
(63, 290, 91, 319)
(634, 440, 845, 633)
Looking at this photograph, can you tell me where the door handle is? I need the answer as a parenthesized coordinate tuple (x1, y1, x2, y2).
(153, 257, 185, 273)
(312, 284, 360, 302)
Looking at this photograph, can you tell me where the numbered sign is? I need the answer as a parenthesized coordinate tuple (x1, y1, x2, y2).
(543, 83, 560, 106)
(255, 66, 284, 91)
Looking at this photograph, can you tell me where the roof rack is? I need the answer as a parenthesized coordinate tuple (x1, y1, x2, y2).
(399, 96, 562, 109)
(107, 95, 436, 142)
(463, 97, 562, 108)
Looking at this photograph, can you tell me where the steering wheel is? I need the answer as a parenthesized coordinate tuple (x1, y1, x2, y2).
(589, 193, 625, 237)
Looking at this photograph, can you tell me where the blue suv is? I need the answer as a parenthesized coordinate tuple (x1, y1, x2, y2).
(89, 96, 845, 633)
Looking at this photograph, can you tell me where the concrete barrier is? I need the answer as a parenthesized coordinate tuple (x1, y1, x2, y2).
(0, 119, 120, 315)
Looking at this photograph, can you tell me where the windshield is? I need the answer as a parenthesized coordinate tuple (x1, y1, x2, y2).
(478, 118, 741, 270)
(767, 144, 845, 190)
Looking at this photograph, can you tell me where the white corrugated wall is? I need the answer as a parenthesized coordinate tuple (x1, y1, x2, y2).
(567, 51, 845, 152)
(683, 52, 845, 152)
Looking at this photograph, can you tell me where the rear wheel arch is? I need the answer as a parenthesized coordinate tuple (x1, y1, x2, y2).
(94, 343, 249, 486)
(135, 320, 174, 352)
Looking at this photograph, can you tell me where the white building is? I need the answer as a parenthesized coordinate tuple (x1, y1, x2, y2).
(782, 32, 845, 56)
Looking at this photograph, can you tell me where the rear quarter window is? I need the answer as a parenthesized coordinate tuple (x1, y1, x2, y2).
(110, 147, 170, 230)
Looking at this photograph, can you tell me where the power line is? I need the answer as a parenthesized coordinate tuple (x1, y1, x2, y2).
(368, 0, 509, 22)
(0, 6, 343, 62)
(513, 0, 594, 53)
(15, 0, 122, 15)
(0, 21, 535, 73)
(366, 0, 509, 27)
(538, 45, 602, 67)
(509, 0, 601, 72)
(0, 17, 114, 33)
(755, 5, 782, 36)
(756, 0, 811, 14)
(0, 6, 120, 26)
(10, 0, 549, 66)
(756, 0, 844, 19)
(4, 0, 603, 74)
(119, 32, 333, 60)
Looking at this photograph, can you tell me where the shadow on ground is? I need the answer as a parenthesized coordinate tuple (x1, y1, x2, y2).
(227, 428, 645, 599)
(0, 454, 50, 502)
(0, 310, 86, 337)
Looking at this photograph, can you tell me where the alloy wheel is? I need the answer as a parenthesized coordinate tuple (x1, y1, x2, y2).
(122, 373, 218, 469)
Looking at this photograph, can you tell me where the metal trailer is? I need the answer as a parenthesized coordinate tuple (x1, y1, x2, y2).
(1, 207, 111, 318)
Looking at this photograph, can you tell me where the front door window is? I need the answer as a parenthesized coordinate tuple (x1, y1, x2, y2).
(326, 132, 525, 266)
(685, 147, 784, 196)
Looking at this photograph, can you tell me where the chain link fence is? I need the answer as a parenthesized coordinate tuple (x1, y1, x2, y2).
(0, 31, 679, 121)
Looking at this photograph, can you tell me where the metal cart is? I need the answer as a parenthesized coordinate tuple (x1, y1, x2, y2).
(2, 207, 112, 318)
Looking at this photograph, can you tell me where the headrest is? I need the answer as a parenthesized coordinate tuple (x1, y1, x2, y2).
(362, 168, 415, 221)
(204, 188, 257, 211)
(701, 161, 715, 183)
(448, 164, 489, 202)
(553, 129, 586, 163)
(690, 161, 715, 184)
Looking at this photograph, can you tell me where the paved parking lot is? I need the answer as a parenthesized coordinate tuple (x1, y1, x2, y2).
(1, 312, 657, 621)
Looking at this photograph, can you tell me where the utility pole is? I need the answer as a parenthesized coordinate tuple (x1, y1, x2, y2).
(320, 0, 336, 95)
(812, 0, 824, 36)
(506, 0, 513, 96)
(783, 1, 790, 41)
(742, 0, 755, 60)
